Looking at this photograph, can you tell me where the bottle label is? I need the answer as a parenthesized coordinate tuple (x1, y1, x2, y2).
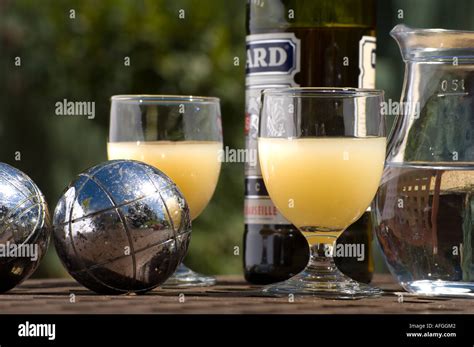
(244, 196, 290, 225)
(245, 33, 300, 225)
(358, 36, 376, 88)
(246, 33, 300, 77)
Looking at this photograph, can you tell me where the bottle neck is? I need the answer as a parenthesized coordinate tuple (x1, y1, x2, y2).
(247, 0, 376, 33)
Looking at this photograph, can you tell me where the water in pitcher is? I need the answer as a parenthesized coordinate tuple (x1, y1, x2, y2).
(374, 163, 474, 294)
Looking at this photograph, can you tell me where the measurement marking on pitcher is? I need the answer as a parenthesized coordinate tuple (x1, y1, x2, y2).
(437, 92, 469, 97)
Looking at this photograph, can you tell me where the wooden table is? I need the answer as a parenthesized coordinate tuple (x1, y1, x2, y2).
(1, 274, 473, 314)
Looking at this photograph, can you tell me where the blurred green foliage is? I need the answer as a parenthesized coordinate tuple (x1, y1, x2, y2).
(1, 0, 474, 278)
(0, 0, 245, 277)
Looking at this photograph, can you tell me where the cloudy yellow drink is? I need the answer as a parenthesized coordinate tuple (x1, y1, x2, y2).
(107, 141, 222, 219)
(258, 137, 386, 234)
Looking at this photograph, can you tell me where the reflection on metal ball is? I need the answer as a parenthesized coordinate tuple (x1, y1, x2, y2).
(0, 163, 51, 293)
(53, 160, 191, 294)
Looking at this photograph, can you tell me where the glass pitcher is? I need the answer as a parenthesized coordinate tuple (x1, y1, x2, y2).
(373, 24, 474, 296)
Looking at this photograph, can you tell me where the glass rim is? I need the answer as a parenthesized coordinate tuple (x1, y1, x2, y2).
(261, 87, 384, 98)
(111, 94, 220, 103)
(391, 24, 474, 37)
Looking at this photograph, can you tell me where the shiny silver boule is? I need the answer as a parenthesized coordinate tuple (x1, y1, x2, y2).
(53, 160, 191, 294)
(0, 163, 51, 293)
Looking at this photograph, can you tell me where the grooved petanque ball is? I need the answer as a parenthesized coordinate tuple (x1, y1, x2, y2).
(0, 163, 51, 293)
(52, 160, 191, 294)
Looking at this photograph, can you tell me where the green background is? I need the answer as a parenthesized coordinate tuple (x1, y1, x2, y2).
(1, 0, 473, 278)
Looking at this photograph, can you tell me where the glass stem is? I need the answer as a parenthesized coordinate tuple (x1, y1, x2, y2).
(303, 232, 341, 279)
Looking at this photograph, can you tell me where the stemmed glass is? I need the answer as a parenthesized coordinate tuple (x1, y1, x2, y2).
(258, 88, 386, 298)
(108, 95, 222, 287)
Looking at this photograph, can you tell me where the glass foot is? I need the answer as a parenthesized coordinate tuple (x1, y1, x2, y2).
(162, 264, 216, 288)
(403, 280, 474, 297)
(262, 265, 382, 299)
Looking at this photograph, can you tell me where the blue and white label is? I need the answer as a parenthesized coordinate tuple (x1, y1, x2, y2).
(246, 33, 300, 79)
(358, 35, 376, 88)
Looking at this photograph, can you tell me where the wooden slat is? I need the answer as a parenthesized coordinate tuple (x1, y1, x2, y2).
(0, 275, 472, 314)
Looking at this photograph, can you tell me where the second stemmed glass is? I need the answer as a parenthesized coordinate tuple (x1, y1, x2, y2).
(108, 95, 222, 287)
(258, 88, 386, 299)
